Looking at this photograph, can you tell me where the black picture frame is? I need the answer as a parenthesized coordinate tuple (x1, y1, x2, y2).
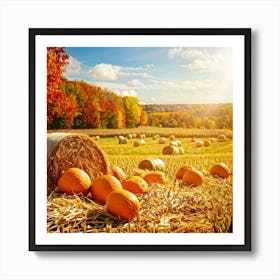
(29, 28, 251, 251)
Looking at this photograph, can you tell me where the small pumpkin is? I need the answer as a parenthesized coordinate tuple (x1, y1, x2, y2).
(122, 176, 148, 194)
(210, 163, 231, 178)
(57, 167, 91, 195)
(175, 166, 191, 180)
(105, 189, 140, 220)
(182, 167, 205, 186)
(91, 175, 123, 203)
(142, 171, 166, 185)
(110, 165, 127, 182)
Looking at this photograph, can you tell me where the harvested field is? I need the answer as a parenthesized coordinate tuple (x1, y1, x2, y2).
(47, 129, 233, 234)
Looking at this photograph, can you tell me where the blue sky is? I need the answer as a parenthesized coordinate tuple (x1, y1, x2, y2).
(64, 47, 232, 104)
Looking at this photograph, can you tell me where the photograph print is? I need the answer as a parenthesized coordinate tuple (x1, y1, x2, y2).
(29, 29, 251, 251)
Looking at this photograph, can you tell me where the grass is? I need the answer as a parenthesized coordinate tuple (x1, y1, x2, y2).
(47, 128, 233, 233)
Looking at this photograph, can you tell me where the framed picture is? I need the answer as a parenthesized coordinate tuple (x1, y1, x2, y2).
(29, 28, 251, 251)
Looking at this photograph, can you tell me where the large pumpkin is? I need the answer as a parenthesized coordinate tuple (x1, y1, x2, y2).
(210, 163, 231, 178)
(57, 167, 91, 195)
(122, 176, 148, 194)
(142, 171, 166, 186)
(105, 189, 140, 220)
(91, 175, 123, 203)
(182, 167, 205, 186)
(175, 166, 191, 180)
(110, 165, 127, 182)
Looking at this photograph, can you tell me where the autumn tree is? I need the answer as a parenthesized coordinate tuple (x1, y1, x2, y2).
(47, 47, 76, 128)
(123, 96, 142, 128)
(139, 109, 148, 126)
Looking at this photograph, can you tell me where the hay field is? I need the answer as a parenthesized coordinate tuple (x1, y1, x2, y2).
(47, 129, 233, 233)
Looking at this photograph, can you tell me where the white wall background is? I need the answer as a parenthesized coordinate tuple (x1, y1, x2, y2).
(0, 0, 279, 279)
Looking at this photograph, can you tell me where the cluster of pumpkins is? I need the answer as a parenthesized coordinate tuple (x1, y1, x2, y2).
(175, 162, 231, 187)
(56, 160, 231, 221)
(57, 165, 166, 221)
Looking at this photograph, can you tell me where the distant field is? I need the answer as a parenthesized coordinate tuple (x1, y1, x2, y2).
(97, 136, 232, 179)
(48, 126, 232, 138)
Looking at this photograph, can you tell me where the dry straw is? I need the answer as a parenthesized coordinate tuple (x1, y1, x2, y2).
(47, 176, 232, 233)
(47, 133, 109, 194)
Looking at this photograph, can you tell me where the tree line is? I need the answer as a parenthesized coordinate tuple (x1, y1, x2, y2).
(47, 47, 232, 130)
(47, 47, 147, 129)
(145, 104, 232, 129)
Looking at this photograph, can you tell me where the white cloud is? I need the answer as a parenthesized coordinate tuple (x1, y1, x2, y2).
(120, 89, 138, 97)
(169, 48, 229, 73)
(87, 63, 154, 81)
(88, 63, 121, 81)
(65, 56, 82, 75)
(168, 47, 183, 59)
(127, 79, 143, 87)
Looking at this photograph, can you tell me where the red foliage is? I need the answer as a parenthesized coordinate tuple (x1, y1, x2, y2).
(47, 47, 76, 127)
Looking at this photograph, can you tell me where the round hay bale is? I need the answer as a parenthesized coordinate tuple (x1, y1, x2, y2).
(178, 147, 185, 154)
(169, 141, 178, 147)
(158, 137, 167, 144)
(196, 141, 203, 147)
(209, 137, 216, 143)
(133, 139, 145, 147)
(127, 133, 133, 139)
(162, 145, 179, 155)
(169, 135, 175, 140)
(204, 140, 211, 147)
(152, 134, 160, 140)
(47, 133, 110, 195)
(119, 137, 128, 144)
(217, 134, 227, 142)
(175, 140, 182, 146)
(138, 158, 166, 172)
(137, 133, 145, 139)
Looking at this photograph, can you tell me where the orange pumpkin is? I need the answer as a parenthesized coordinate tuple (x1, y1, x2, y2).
(122, 176, 148, 194)
(57, 167, 91, 195)
(142, 171, 166, 185)
(91, 175, 123, 203)
(105, 189, 140, 220)
(210, 163, 231, 178)
(175, 166, 191, 179)
(110, 165, 127, 182)
(182, 167, 205, 186)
